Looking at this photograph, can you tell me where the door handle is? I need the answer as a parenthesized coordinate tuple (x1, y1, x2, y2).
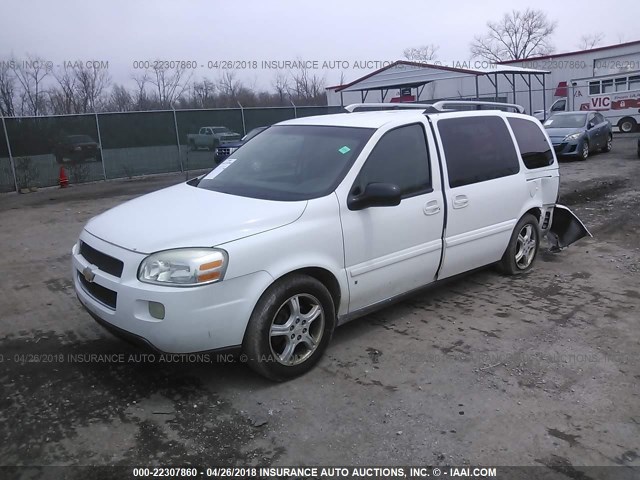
(423, 199, 440, 216)
(452, 195, 469, 209)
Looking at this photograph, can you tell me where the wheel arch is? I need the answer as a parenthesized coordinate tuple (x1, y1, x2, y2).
(274, 267, 342, 316)
(500, 207, 542, 260)
(523, 207, 542, 223)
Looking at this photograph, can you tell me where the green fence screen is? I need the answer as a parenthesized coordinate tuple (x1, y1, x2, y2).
(1, 105, 349, 192)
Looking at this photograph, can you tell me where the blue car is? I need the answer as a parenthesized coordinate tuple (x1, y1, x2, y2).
(544, 111, 612, 161)
(214, 126, 269, 164)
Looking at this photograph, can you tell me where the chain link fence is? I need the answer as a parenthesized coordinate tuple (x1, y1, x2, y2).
(0, 105, 344, 193)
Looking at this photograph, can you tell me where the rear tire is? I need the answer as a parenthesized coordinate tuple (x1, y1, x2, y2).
(602, 134, 612, 152)
(618, 117, 637, 133)
(498, 214, 540, 275)
(242, 274, 335, 381)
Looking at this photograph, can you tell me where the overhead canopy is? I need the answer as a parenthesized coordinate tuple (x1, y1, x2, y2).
(328, 60, 551, 115)
(332, 61, 549, 93)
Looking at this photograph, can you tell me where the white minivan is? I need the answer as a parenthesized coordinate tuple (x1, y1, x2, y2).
(72, 103, 589, 380)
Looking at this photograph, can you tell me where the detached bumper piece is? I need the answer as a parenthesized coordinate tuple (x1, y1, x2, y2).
(548, 204, 592, 248)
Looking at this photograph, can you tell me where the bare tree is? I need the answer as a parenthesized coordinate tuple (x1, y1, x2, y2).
(0, 61, 16, 116)
(75, 65, 111, 112)
(403, 44, 439, 63)
(47, 63, 111, 114)
(106, 84, 133, 112)
(271, 71, 290, 105)
(11, 54, 51, 115)
(217, 71, 241, 98)
(189, 78, 217, 108)
(145, 64, 190, 108)
(288, 60, 326, 105)
(132, 72, 152, 110)
(48, 65, 78, 114)
(578, 33, 604, 50)
(471, 9, 557, 62)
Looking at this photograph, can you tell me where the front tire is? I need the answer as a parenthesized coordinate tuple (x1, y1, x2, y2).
(579, 140, 589, 161)
(242, 274, 335, 381)
(498, 214, 540, 275)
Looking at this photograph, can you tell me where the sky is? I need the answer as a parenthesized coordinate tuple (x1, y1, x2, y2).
(1, 0, 638, 91)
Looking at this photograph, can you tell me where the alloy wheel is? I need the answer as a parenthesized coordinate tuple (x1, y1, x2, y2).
(515, 224, 537, 269)
(269, 293, 325, 366)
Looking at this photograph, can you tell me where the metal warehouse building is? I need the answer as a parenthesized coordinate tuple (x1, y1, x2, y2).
(327, 40, 640, 121)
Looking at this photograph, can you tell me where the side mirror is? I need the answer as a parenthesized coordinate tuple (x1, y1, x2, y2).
(348, 182, 401, 211)
(587, 121, 595, 129)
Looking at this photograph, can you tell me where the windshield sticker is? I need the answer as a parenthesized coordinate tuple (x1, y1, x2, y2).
(204, 158, 237, 179)
(338, 146, 351, 154)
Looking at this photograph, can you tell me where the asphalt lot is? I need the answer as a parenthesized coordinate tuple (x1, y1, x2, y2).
(0, 134, 638, 475)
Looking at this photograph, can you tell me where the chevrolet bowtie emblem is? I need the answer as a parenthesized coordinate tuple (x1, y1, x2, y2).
(83, 265, 97, 283)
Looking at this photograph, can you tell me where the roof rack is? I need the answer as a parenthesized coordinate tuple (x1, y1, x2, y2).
(344, 103, 438, 113)
(345, 100, 525, 114)
(430, 100, 525, 114)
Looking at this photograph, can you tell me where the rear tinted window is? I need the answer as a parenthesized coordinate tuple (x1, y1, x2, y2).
(438, 116, 520, 188)
(507, 117, 554, 169)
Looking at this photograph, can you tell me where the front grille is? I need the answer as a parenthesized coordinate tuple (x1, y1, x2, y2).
(80, 241, 124, 277)
(217, 147, 231, 156)
(78, 272, 117, 309)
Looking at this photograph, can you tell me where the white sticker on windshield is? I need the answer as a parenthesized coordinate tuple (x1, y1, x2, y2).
(204, 158, 237, 179)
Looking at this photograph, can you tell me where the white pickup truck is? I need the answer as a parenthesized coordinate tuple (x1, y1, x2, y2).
(186, 126, 241, 151)
(72, 102, 589, 381)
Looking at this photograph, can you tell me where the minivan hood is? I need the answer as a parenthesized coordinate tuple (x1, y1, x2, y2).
(84, 182, 307, 253)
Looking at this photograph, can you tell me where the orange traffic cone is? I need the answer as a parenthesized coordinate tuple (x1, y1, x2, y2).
(59, 166, 69, 188)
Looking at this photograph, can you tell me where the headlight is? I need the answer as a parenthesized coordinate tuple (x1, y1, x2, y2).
(138, 248, 228, 286)
(564, 133, 582, 141)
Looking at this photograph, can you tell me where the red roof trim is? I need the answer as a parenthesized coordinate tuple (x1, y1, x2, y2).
(326, 60, 481, 92)
(498, 39, 640, 64)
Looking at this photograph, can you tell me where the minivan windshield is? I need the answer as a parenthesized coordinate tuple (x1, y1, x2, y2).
(197, 125, 375, 201)
(241, 126, 268, 142)
(544, 114, 587, 128)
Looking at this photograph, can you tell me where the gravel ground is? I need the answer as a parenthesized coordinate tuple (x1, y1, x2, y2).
(0, 134, 638, 476)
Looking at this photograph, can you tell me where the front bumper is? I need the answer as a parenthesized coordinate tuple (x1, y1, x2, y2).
(552, 139, 581, 156)
(72, 231, 273, 353)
